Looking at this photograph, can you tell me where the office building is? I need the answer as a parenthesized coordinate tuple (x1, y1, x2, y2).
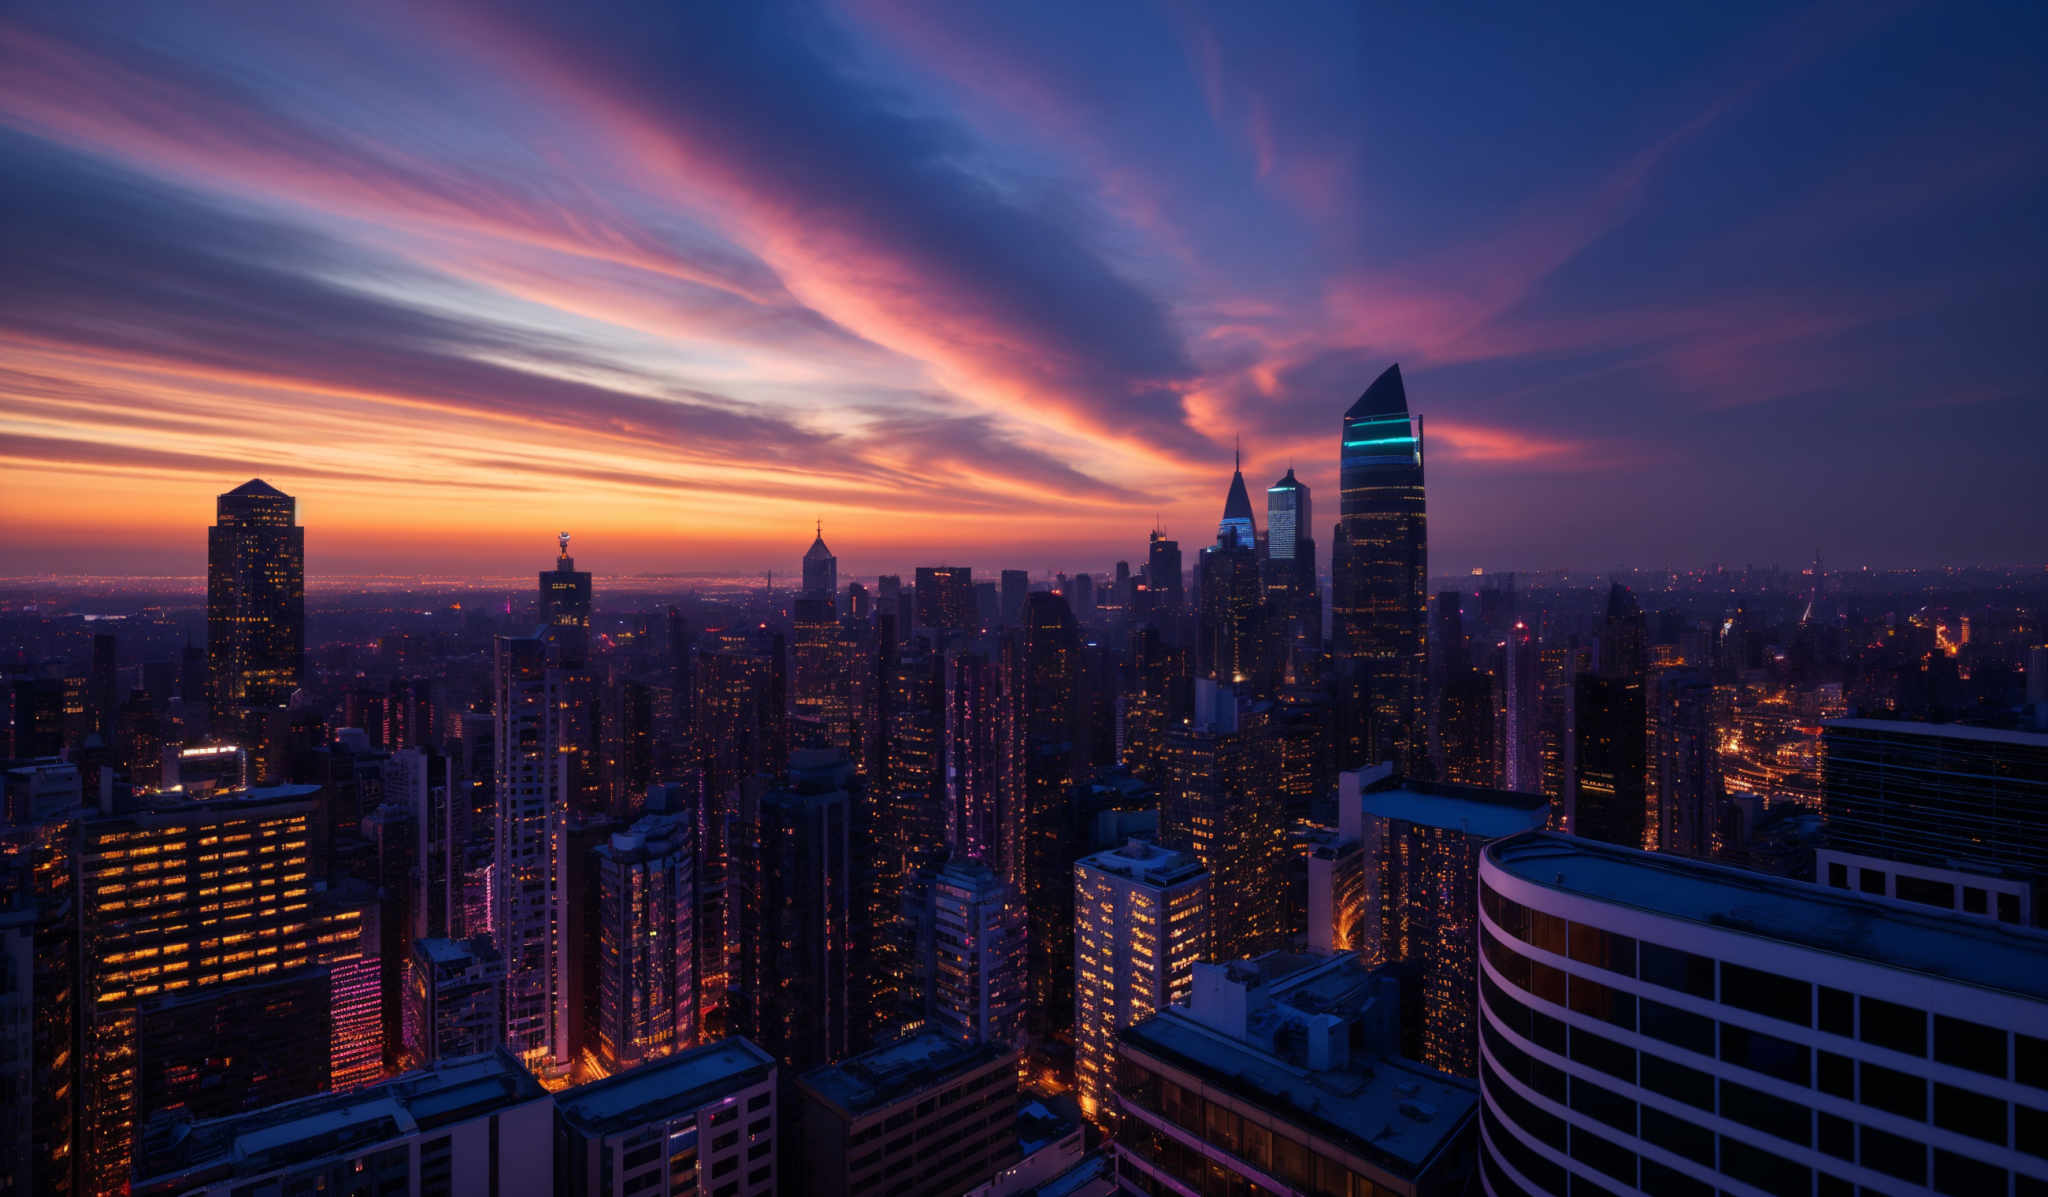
(796, 1031, 1022, 1197)
(541, 532, 594, 668)
(1820, 719, 2048, 924)
(404, 936, 504, 1068)
(1650, 670, 1722, 857)
(135, 965, 333, 1125)
(205, 478, 304, 714)
(1146, 529, 1184, 628)
(1317, 771, 1548, 1077)
(1265, 467, 1320, 651)
(1161, 680, 1284, 958)
(594, 811, 697, 1072)
(554, 1037, 778, 1197)
(1000, 570, 1030, 627)
(1331, 364, 1428, 773)
(1477, 831, 2048, 1197)
(131, 1048, 552, 1197)
(1568, 584, 1648, 848)
(731, 752, 855, 1076)
(77, 784, 322, 1190)
(1113, 952, 1478, 1197)
(1008, 591, 1084, 1046)
(1071, 839, 1208, 1121)
(0, 814, 77, 1196)
(494, 632, 572, 1075)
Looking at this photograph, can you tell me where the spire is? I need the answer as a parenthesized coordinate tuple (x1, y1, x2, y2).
(1345, 363, 1409, 419)
(1218, 447, 1257, 549)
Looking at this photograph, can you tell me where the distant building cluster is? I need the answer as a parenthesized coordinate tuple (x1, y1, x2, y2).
(3, 365, 2047, 1195)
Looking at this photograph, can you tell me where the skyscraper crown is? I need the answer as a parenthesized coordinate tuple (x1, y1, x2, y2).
(1345, 363, 1408, 420)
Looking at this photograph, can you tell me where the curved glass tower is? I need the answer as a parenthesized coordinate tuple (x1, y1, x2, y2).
(1332, 364, 1427, 772)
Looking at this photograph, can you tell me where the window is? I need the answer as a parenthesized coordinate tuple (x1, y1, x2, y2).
(1818, 986, 1852, 1037)
(1640, 1105, 1713, 1165)
(1721, 1022, 1810, 1086)
(1569, 1076, 1635, 1135)
(1860, 1125, 1926, 1185)
(1817, 1112, 1853, 1160)
(1933, 1149, 2006, 1197)
(1858, 868, 1885, 895)
(1639, 1053, 1714, 1110)
(1720, 963, 1809, 1026)
(2013, 1102, 2048, 1161)
(1934, 1015, 2006, 1078)
(1638, 943, 1714, 1000)
(1639, 999, 1713, 1056)
(1639, 1158, 1712, 1197)
(1894, 874, 1954, 908)
(1817, 1050, 1852, 1098)
(1860, 996, 1926, 1056)
(1568, 923, 1636, 976)
(1530, 1009, 1567, 1057)
(1529, 910, 1568, 956)
(1569, 1124, 1636, 1189)
(1962, 887, 1987, 915)
(1934, 1083, 2005, 1146)
(1528, 960, 1567, 1006)
(1859, 1062, 1925, 1121)
(1721, 1138, 1810, 1197)
(1568, 975, 1635, 1030)
(1826, 862, 1847, 888)
(1997, 892, 2021, 924)
(1721, 1079, 1811, 1147)
(2021, 1034, 2048, 1089)
(1570, 1026, 1635, 1084)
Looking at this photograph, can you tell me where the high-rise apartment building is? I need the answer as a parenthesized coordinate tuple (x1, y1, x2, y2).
(1160, 680, 1283, 958)
(1317, 771, 1547, 1077)
(593, 811, 696, 1071)
(403, 935, 503, 1067)
(1331, 365, 1427, 773)
(917, 857, 1027, 1049)
(493, 632, 571, 1075)
(1650, 670, 1722, 857)
(206, 479, 304, 715)
(1071, 839, 1208, 1121)
(1477, 831, 2048, 1197)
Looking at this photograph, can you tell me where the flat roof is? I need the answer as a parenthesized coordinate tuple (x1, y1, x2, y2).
(1076, 839, 1205, 888)
(800, 1030, 1013, 1117)
(556, 1037, 775, 1136)
(1358, 779, 1549, 838)
(1487, 833, 2048, 1002)
(1823, 718, 2048, 749)
(1120, 1015, 1474, 1178)
(134, 1050, 544, 1189)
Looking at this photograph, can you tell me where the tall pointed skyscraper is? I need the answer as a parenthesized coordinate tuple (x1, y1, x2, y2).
(802, 519, 838, 607)
(1264, 468, 1319, 651)
(1216, 446, 1257, 550)
(1199, 453, 1271, 688)
(1331, 364, 1427, 772)
(207, 478, 304, 715)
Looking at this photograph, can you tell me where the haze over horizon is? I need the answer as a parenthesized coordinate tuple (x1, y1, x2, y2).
(2, 1, 2043, 578)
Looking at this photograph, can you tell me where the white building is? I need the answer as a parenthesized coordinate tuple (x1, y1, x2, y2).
(1478, 831, 2048, 1196)
(1071, 839, 1208, 1121)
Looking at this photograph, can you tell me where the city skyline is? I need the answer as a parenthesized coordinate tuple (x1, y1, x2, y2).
(3, 2, 2044, 578)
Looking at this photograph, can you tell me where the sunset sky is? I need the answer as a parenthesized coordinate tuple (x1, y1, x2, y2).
(1, 1, 2042, 580)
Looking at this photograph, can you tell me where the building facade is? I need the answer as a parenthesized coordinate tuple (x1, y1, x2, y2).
(1477, 831, 2048, 1196)
(594, 811, 697, 1071)
(554, 1037, 778, 1197)
(797, 1031, 1022, 1197)
(205, 478, 304, 715)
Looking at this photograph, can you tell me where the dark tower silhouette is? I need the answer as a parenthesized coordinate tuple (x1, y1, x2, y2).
(1331, 366, 1427, 772)
(1570, 583, 1648, 847)
(207, 478, 304, 716)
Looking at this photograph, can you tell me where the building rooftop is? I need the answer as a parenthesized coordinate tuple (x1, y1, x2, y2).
(1076, 838, 1206, 888)
(1823, 717, 2048, 750)
(134, 1049, 544, 1190)
(1352, 776, 1549, 840)
(1487, 832, 2048, 1002)
(1120, 954, 1474, 1179)
(556, 1037, 775, 1137)
(799, 1030, 1014, 1118)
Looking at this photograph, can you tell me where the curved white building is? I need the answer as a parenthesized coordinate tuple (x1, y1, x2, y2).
(1476, 831, 2048, 1197)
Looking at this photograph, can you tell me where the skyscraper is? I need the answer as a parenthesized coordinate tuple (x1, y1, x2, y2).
(1145, 529, 1183, 629)
(914, 566, 974, 634)
(1568, 583, 1648, 848)
(539, 532, 593, 668)
(1650, 670, 1722, 856)
(492, 632, 570, 1075)
(1331, 365, 1427, 773)
(1161, 680, 1284, 958)
(1198, 456, 1272, 688)
(206, 479, 304, 715)
(917, 857, 1027, 1049)
(1007, 591, 1083, 1048)
(1216, 449, 1256, 550)
(1071, 839, 1208, 1122)
(803, 520, 838, 606)
(1264, 467, 1320, 652)
(593, 811, 696, 1071)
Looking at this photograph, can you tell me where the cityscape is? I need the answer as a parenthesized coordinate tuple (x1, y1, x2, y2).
(3, 4, 2047, 1197)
